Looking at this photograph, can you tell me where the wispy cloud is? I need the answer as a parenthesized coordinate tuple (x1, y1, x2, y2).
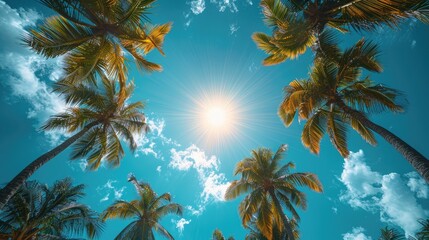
(173, 218, 192, 235)
(134, 116, 179, 160)
(189, 0, 206, 14)
(339, 150, 429, 237)
(229, 23, 239, 35)
(0, 1, 67, 144)
(169, 144, 230, 213)
(342, 227, 372, 240)
(96, 180, 126, 202)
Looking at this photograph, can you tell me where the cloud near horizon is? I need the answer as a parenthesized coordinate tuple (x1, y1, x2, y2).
(339, 150, 429, 237)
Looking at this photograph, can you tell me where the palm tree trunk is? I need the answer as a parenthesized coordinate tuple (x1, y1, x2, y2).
(268, 190, 295, 240)
(0, 121, 99, 209)
(337, 101, 429, 183)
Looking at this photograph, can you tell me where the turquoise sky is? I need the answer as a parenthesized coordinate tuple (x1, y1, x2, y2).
(1, 0, 429, 239)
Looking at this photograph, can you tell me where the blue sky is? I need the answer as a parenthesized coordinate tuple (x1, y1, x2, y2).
(0, 0, 429, 239)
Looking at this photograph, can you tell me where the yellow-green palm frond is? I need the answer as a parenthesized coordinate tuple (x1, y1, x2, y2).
(341, 79, 404, 114)
(142, 23, 173, 55)
(224, 180, 253, 200)
(331, 0, 429, 31)
(115, 0, 155, 28)
(348, 113, 377, 145)
(301, 110, 327, 155)
(256, 197, 274, 240)
(283, 173, 323, 193)
(24, 15, 95, 58)
(260, 0, 294, 29)
(62, 38, 111, 85)
(326, 111, 349, 157)
(252, 32, 288, 66)
(338, 39, 382, 74)
(101, 200, 141, 221)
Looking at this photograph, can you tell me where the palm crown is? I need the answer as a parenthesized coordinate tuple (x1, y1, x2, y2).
(43, 78, 148, 170)
(25, 0, 171, 104)
(0, 178, 103, 240)
(253, 0, 429, 65)
(279, 39, 402, 156)
(101, 175, 183, 240)
(225, 145, 322, 240)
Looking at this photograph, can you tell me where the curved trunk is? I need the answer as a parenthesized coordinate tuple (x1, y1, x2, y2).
(0, 121, 99, 209)
(268, 190, 295, 240)
(337, 101, 429, 183)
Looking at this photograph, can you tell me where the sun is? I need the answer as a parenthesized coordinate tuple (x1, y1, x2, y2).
(199, 98, 236, 135)
(205, 106, 227, 127)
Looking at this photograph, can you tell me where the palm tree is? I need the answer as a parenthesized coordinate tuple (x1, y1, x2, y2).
(0, 79, 148, 209)
(224, 145, 322, 240)
(212, 229, 235, 240)
(24, 0, 172, 104)
(101, 174, 182, 240)
(378, 227, 405, 240)
(0, 178, 103, 240)
(253, 0, 429, 65)
(278, 39, 429, 182)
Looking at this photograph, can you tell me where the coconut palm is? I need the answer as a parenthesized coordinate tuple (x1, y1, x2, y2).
(253, 0, 429, 65)
(224, 145, 322, 240)
(278, 38, 429, 182)
(101, 174, 182, 240)
(378, 227, 405, 240)
(212, 229, 235, 240)
(24, 0, 172, 104)
(0, 178, 103, 240)
(0, 79, 148, 209)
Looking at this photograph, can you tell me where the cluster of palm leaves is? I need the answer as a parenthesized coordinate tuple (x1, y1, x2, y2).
(253, 0, 429, 183)
(378, 222, 429, 240)
(0, 0, 171, 209)
(0, 178, 103, 240)
(225, 145, 322, 240)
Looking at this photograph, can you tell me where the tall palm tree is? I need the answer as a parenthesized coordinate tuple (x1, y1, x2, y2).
(224, 145, 322, 240)
(253, 0, 429, 65)
(24, 0, 172, 104)
(212, 229, 235, 240)
(0, 79, 148, 209)
(101, 174, 183, 240)
(0, 178, 103, 240)
(378, 227, 405, 240)
(278, 39, 429, 182)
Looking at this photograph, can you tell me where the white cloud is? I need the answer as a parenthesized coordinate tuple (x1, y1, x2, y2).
(97, 180, 126, 202)
(332, 207, 338, 214)
(342, 227, 372, 240)
(229, 23, 239, 35)
(156, 166, 162, 173)
(0, 1, 67, 143)
(190, 0, 205, 14)
(187, 0, 240, 16)
(169, 144, 230, 213)
(406, 172, 428, 199)
(211, 0, 238, 13)
(246, 0, 253, 5)
(339, 150, 429, 237)
(186, 205, 205, 216)
(411, 40, 417, 48)
(173, 218, 191, 234)
(134, 117, 179, 160)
